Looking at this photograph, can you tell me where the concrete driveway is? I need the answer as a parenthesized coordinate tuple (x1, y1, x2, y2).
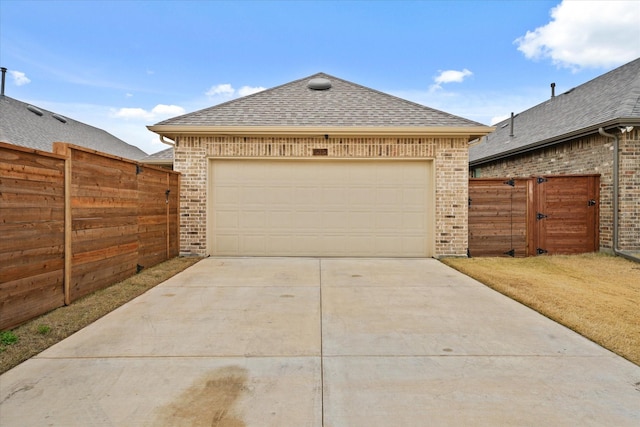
(1, 258, 639, 426)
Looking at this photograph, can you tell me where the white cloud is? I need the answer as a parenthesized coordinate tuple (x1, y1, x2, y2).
(113, 107, 151, 120)
(151, 104, 185, 117)
(490, 114, 511, 125)
(238, 85, 266, 97)
(434, 69, 473, 85)
(10, 70, 31, 86)
(111, 104, 186, 121)
(205, 83, 266, 100)
(430, 68, 473, 92)
(206, 83, 235, 97)
(515, 0, 640, 70)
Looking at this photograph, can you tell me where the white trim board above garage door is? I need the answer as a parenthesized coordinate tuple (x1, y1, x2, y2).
(208, 159, 434, 257)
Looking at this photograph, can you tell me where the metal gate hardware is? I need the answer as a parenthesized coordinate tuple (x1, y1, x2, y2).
(536, 248, 548, 255)
(536, 212, 548, 220)
(537, 177, 548, 184)
(588, 199, 597, 206)
(504, 249, 515, 257)
(504, 179, 515, 187)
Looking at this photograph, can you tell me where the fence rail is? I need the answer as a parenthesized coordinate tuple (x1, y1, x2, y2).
(0, 142, 180, 330)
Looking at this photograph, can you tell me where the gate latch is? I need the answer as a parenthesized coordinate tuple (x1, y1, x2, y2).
(588, 199, 596, 206)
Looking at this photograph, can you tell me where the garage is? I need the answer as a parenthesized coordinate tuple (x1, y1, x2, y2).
(149, 72, 493, 257)
(208, 159, 434, 257)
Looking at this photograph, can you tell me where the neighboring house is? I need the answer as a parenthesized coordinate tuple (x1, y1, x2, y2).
(469, 58, 640, 255)
(140, 147, 174, 169)
(149, 72, 492, 258)
(0, 95, 147, 160)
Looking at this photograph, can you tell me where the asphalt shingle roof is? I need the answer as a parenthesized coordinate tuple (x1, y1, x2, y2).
(0, 95, 147, 160)
(140, 147, 173, 163)
(155, 72, 486, 128)
(470, 57, 640, 164)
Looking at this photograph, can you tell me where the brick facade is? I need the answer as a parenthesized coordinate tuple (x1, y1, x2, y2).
(471, 129, 639, 252)
(174, 135, 470, 257)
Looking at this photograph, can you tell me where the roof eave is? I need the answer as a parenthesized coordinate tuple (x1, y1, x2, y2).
(470, 118, 640, 167)
(147, 125, 495, 142)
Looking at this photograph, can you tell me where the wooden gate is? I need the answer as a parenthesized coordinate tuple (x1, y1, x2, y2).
(468, 178, 532, 257)
(534, 175, 599, 255)
(469, 175, 599, 257)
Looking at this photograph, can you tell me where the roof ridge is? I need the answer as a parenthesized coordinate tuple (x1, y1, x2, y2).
(155, 71, 488, 128)
(161, 73, 329, 124)
(313, 73, 486, 126)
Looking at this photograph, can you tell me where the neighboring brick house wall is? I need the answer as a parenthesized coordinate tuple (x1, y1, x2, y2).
(471, 129, 640, 251)
(174, 135, 470, 257)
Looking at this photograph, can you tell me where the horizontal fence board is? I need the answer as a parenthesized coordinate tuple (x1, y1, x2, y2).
(469, 178, 530, 258)
(0, 271, 65, 330)
(1, 142, 180, 329)
(0, 143, 66, 328)
(70, 255, 138, 301)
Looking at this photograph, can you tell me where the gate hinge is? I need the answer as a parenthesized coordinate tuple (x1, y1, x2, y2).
(504, 249, 515, 257)
(467, 248, 472, 258)
(136, 264, 144, 273)
(468, 197, 472, 207)
(504, 179, 515, 187)
(536, 248, 548, 255)
(136, 164, 143, 175)
(588, 199, 597, 206)
(537, 177, 548, 184)
(536, 212, 548, 220)
(165, 189, 171, 204)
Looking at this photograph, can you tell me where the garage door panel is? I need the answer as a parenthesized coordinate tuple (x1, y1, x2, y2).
(209, 160, 433, 257)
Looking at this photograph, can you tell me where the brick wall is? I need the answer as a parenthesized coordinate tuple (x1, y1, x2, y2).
(174, 135, 470, 257)
(472, 130, 639, 251)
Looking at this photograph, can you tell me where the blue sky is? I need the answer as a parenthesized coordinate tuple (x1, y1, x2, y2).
(1, 0, 639, 155)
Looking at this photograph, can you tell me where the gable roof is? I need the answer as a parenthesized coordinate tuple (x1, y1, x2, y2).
(0, 95, 147, 160)
(149, 72, 492, 140)
(140, 147, 173, 166)
(470, 57, 640, 165)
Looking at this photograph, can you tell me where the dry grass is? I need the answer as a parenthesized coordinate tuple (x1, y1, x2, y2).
(0, 256, 201, 375)
(442, 253, 640, 366)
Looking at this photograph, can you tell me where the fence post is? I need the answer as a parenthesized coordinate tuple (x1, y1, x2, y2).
(54, 142, 73, 305)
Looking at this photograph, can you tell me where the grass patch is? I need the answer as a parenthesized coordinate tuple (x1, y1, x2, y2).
(0, 256, 200, 375)
(442, 253, 640, 366)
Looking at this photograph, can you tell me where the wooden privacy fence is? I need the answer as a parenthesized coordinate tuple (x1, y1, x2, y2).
(468, 175, 599, 257)
(0, 142, 180, 330)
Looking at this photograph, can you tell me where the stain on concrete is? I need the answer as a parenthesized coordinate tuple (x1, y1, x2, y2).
(155, 366, 249, 426)
(280, 294, 295, 298)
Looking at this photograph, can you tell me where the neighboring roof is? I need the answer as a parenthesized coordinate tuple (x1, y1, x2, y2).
(149, 72, 492, 140)
(0, 95, 147, 160)
(140, 147, 173, 165)
(470, 57, 640, 165)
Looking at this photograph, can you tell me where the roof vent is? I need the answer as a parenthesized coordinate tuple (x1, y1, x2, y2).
(27, 105, 44, 116)
(52, 113, 67, 123)
(307, 77, 332, 90)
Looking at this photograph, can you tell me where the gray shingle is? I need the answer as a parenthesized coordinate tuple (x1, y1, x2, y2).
(470, 58, 640, 164)
(0, 95, 147, 160)
(155, 72, 485, 128)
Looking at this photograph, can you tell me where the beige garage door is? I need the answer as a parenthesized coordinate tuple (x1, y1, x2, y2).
(208, 159, 433, 257)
